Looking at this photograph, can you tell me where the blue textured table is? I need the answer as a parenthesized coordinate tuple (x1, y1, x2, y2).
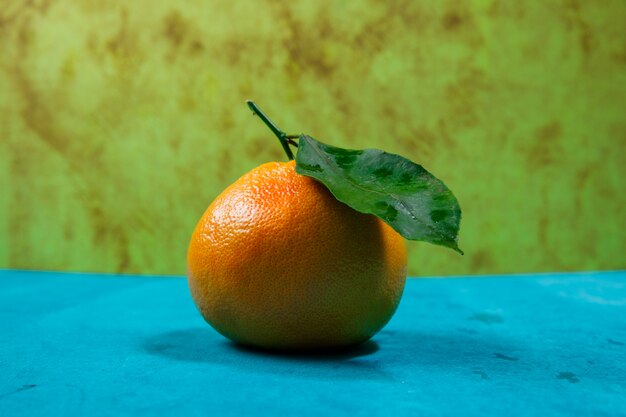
(1, 270, 625, 416)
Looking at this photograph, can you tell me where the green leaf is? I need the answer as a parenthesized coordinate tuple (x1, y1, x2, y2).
(295, 135, 463, 254)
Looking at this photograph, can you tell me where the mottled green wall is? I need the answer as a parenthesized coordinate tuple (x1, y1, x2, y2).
(1, 0, 625, 276)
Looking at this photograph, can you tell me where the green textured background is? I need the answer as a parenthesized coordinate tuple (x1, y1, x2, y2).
(1, 0, 625, 276)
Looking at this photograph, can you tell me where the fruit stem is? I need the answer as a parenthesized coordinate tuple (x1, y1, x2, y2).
(246, 100, 295, 161)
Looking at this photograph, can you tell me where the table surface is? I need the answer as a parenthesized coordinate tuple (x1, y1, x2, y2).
(1, 270, 625, 417)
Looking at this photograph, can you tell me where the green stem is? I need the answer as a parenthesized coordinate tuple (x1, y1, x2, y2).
(246, 100, 295, 161)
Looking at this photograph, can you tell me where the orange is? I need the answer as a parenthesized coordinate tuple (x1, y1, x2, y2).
(186, 160, 407, 350)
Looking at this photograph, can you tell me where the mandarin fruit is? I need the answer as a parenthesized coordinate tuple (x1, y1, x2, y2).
(186, 160, 407, 350)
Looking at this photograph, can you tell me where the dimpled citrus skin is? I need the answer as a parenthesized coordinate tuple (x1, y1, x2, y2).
(187, 160, 407, 350)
